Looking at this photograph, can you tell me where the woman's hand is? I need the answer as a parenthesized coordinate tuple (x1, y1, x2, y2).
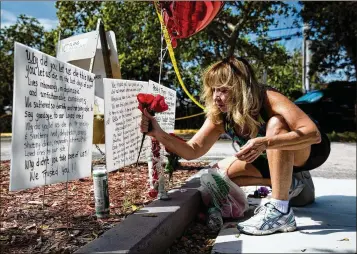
(236, 137, 267, 163)
(140, 108, 163, 137)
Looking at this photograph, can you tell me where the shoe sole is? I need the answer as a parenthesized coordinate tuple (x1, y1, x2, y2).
(237, 222, 297, 236)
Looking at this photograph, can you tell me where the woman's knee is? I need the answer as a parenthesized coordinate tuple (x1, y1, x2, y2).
(266, 115, 290, 136)
(213, 156, 246, 179)
(216, 156, 240, 174)
(216, 157, 263, 179)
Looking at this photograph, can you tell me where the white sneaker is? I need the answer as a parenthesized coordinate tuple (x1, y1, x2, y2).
(237, 202, 297, 235)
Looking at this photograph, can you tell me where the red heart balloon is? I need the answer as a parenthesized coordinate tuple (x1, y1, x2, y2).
(196, 1, 223, 33)
(160, 1, 224, 47)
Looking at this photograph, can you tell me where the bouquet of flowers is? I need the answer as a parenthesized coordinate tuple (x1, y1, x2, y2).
(136, 93, 169, 166)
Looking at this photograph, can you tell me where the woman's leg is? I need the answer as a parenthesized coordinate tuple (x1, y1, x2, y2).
(213, 156, 271, 186)
(233, 176, 271, 187)
(236, 116, 312, 235)
(265, 115, 311, 200)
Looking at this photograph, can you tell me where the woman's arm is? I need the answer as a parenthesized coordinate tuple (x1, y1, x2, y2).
(141, 108, 223, 160)
(262, 89, 321, 150)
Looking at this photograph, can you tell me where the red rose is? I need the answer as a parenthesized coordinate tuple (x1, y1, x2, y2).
(137, 93, 155, 113)
(152, 171, 158, 180)
(148, 188, 158, 198)
(136, 93, 169, 168)
(150, 94, 169, 113)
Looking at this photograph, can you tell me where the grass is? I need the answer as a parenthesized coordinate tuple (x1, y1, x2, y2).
(174, 129, 199, 135)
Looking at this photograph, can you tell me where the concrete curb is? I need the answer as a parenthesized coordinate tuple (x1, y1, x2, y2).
(75, 176, 202, 254)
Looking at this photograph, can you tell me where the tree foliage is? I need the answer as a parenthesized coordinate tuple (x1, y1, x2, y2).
(0, 15, 46, 114)
(264, 49, 303, 100)
(301, 1, 357, 80)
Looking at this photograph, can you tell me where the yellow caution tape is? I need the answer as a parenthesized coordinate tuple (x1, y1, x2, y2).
(154, 1, 205, 110)
(175, 112, 205, 120)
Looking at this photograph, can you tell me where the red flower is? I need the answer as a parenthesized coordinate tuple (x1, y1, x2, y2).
(137, 93, 155, 113)
(148, 189, 158, 198)
(152, 171, 158, 181)
(136, 93, 169, 168)
(150, 95, 169, 113)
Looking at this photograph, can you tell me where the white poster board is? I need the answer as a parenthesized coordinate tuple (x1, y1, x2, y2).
(103, 79, 149, 172)
(57, 31, 120, 115)
(56, 31, 98, 62)
(103, 79, 177, 172)
(148, 80, 176, 133)
(10, 43, 95, 191)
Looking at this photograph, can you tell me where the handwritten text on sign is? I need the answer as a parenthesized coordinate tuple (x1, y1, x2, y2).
(10, 43, 95, 191)
(103, 79, 177, 172)
(103, 80, 150, 172)
(148, 80, 176, 133)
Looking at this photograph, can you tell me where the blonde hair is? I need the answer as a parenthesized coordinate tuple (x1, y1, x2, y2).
(202, 57, 264, 138)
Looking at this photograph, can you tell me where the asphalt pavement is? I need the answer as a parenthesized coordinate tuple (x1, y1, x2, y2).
(1, 138, 356, 179)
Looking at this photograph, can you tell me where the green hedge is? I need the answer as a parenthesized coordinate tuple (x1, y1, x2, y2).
(327, 131, 357, 143)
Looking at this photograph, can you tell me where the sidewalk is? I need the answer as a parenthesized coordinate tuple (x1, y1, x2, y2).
(212, 178, 356, 253)
(75, 175, 356, 253)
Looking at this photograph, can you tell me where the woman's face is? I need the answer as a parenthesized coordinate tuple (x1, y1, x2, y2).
(213, 86, 230, 112)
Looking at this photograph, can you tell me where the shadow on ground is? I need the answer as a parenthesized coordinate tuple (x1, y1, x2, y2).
(294, 195, 356, 235)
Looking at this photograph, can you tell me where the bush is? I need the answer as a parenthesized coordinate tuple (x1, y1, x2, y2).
(327, 131, 357, 142)
(0, 115, 12, 133)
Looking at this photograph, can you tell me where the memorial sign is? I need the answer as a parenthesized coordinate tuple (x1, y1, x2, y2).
(148, 80, 176, 133)
(57, 31, 121, 115)
(103, 79, 149, 171)
(10, 43, 95, 191)
(103, 79, 177, 172)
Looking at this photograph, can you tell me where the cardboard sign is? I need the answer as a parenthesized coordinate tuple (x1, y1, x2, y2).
(10, 43, 95, 191)
(148, 80, 176, 133)
(57, 31, 121, 115)
(103, 79, 149, 171)
(56, 31, 98, 62)
(103, 79, 177, 172)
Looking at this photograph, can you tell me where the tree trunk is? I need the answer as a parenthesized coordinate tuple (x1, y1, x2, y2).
(226, 24, 240, 58)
